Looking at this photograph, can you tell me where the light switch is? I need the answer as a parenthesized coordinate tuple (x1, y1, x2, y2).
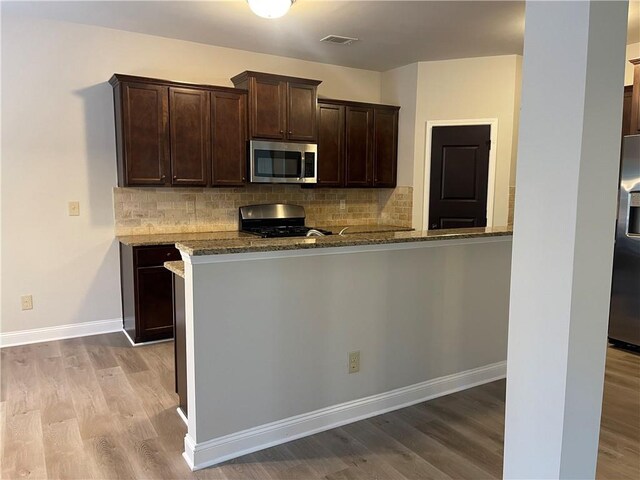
(68, 201, 80, 216)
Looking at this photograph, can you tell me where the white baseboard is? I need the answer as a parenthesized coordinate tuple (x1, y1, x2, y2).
(0, 318, 122, 348)
(184, 360, 507, 471)
(177, 407, 188, 426)
(122, 328, 173, 347)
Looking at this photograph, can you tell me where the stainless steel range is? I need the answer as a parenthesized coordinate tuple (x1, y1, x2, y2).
(239, 204, 332, 238)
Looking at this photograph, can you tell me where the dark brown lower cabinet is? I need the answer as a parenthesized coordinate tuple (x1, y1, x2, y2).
(173, 273, 187, 417)
(120, 244, 180, 343)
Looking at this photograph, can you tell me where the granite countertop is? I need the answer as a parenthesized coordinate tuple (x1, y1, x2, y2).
(318, 225, 413, 235)
(164, 261, 185, 278)
(118, 230, 253, 247)
(117, 225, 412, 247)
(176, 226, 513, 257)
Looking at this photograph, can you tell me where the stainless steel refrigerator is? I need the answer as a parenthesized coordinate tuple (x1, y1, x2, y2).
(609, 134, 640, 348)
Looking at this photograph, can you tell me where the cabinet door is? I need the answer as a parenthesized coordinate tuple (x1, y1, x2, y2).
(622, 85, 633, 137)
(211, 91, 247, 186)
(373, 107, 398, 187)
(345, 106, 374, 187)
(121, 83, 169, 186)
(135, 265, 175, 342)
(317, 103, 345, 186)
(251, 77, 286, 140)
(169, 87, 210, 186)
(287, 82, 317, 142)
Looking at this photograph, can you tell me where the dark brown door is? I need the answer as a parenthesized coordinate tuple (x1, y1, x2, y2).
(169, 87, 210, 186)
(251, 77, 286, 140)
(345, 106, 374, 187)
(287, 82, 317, 142)
(211, 90, 247, 186)
(135, 266, 175, 342)
(317, 103, 345, 186)
(428, 125, 491, 229)
(373, 107, 398, 187)
(121, 83, 170, 186)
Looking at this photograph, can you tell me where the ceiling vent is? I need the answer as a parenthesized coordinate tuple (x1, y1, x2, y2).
(320, 35, 359, 46)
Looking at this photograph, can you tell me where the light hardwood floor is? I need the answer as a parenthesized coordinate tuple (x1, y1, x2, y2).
(1, 332, 638, 479)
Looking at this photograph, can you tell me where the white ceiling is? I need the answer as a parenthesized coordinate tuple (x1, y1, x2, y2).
(3, 1, 639, 72)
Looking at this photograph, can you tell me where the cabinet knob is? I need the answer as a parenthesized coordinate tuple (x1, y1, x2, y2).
(288, 131, 292, 135)
(173, 176, 177, 180)
(280, 130, 284, 134)
(161, 175, 166, 180)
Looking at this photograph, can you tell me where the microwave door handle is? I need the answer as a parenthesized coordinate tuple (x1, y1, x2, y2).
(300, 153, 305, 182)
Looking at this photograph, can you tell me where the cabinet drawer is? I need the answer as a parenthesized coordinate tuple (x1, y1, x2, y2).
(134, 245, 181, 267)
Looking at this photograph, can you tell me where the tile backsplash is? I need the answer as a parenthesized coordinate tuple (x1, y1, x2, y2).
(114, 185, 413, 235)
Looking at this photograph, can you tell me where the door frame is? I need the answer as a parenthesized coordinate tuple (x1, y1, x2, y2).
(423, 118, 498, 229)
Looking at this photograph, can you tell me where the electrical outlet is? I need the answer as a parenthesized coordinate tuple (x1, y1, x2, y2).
(186, 200, 196, 214)
(68, 201, 80, 216)
(348, 351, 360, 373)
(21, 295, 33, 311)
(340, 199, 346, 210)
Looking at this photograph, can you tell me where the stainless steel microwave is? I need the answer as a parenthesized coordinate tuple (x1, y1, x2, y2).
(249, 140, 317, 184)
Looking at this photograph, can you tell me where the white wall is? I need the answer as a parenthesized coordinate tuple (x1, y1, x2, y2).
(0, 14, 381, 334)
(504, 1, 627, 476)
(381, 63, 418, 187)
(186, 238, 512, 452)
(383, 55, 522, 230)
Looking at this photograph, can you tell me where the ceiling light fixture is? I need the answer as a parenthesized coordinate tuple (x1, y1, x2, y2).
(247, 0, 295, 19)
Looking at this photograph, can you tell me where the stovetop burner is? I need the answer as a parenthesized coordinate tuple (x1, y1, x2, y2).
(239, 204, 333, 238)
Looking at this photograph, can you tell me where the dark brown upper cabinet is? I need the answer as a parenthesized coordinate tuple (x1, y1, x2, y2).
(345, 105, 374, 187)
(317, 102, 345, 186)
(372, 107, 399, 187)
(169, 87, 210, 186)
(231, 71, 321, 142)
(211, 90, 247, 186)
(113, 81, 170, 186)
(630, 58, 640, 136)
(622, 85, 633, 137)
(110, 74, 247, 188)
(317, 99, 399, 188)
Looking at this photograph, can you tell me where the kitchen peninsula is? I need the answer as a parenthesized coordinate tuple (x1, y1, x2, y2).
(172, 227, 513, 470)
